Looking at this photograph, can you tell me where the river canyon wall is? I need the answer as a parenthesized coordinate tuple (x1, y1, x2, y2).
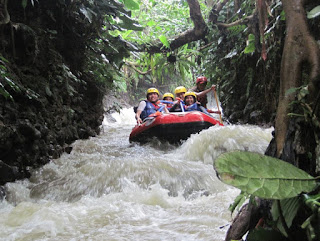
(0, 1, 108, 185)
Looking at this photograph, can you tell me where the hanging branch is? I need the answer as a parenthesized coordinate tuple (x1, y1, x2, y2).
(216, 14, 254, 28)
(143, 0, 207, 54)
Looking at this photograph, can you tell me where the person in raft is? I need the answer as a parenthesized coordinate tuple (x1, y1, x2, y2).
(174, 86, 187, 100)
(183, 92, 211, 115)
(162, 92, 174, 109)
(135, 88, 168, 124)
(188, 76, 216, 108)
(169, 86, 187, 112)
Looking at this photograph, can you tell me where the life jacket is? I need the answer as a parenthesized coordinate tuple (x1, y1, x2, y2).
(160, 100, 173, 109)
(185, 103, 200, 111)
(140, 100, 160, 120)
(169, 100, 185, 112)
(185, 103, 211, 115)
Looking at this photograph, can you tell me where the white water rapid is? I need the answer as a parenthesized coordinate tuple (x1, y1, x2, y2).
(0, 108, 273, 241)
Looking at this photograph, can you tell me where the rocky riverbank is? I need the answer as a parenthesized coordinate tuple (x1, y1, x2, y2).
(0, 67, 105, 185)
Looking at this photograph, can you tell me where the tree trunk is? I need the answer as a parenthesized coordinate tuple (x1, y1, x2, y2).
(274, 0, 320, 158)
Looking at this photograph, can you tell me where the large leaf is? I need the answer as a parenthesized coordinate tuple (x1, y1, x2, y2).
(123, 0, 139, 10)
(307, 5, 320, 19)
(214, 151, 317, 199)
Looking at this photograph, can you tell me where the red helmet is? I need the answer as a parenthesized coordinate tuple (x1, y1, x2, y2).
(196, 76, 207, 84)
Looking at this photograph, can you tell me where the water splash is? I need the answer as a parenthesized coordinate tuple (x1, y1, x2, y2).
(178, 124, 273, 165)
(0, 108, 274, 241)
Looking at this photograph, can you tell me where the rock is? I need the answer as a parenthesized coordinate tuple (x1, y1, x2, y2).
(249, 110, 262, 123)
(0, 161, 20, 185)
(17, 119, 41, 140)
(0, 186, 5, 201)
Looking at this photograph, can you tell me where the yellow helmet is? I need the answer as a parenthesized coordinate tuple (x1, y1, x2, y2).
(162, 92, 174, 100)
(174, 86, 187, 95)
(147, 88, 159, 96)
(184, 92, 197, 100)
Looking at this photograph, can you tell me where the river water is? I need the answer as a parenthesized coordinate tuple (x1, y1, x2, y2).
(0, 108, 273, 241)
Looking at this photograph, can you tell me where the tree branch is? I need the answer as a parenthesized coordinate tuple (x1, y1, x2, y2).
(216, 15, 254, 28)
(144, 0, 207, 54)
(125, 41, 214, 75)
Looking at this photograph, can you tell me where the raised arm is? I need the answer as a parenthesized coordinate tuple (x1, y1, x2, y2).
(195, 85, 216, 98)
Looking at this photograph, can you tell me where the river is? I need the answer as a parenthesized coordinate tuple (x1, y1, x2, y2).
(0, 108, 273, 241)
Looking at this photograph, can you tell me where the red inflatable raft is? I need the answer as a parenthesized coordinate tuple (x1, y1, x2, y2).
(129, 111, 223, 143)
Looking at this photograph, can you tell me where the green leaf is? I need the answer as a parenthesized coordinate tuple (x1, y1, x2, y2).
(307, 6, 320, 19)
(0, 82, 12, 99)
(214, 151, 317, 199)
(80, 6, 93, 23)
(247, 227, 286, 241)
(123, 0, 139, 10)
(159, 35, 170, 49)
(244, 34, 255, 54)
(285, 87, 298, 96)
(228, 192, 247, 214)
(280, 10, 286, 21)
(121, 30, 133, 39)
(271, 198, 301, 236)
(244, 44, 255, 54)
(22, 0, 27, 9)
(147, 20, 156, 27)
(118, 14, 144, 31)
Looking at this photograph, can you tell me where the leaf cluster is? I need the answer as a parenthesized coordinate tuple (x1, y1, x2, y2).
(0, 55, 20, 100)
(214, 151, 319, 241)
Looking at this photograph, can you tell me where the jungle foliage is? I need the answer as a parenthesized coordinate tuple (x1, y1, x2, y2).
(0, 0, 141, 99)
(214, 151, 320, 241)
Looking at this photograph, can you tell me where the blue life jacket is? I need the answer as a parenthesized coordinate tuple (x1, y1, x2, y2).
(140, 101, 160, 120)
(185, 103, 211, 115)
(169, 100, 185, 112)
(185, 103, 200, 111)
(160, 100, 173, 110)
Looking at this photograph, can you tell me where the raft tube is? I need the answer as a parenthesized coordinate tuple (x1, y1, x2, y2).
(129, 111, 223, 144)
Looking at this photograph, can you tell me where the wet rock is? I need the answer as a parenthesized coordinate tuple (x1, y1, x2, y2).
(228, 111, 243, 123)
(249, 110, 263, 123)
(64, 146, 73, 154)
(0, 161, 20, 185)
(0, 124, 14, 158)
(17, 119, 41, 140)
(104, 113, 117, 123)
(0, 186, 5, 201)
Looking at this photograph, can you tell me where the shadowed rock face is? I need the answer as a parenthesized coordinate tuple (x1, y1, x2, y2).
(0, 75, 105, 185)
(0, 0, 106, 185)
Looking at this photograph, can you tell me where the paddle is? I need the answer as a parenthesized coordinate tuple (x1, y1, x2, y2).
(213, 88, 223, 123)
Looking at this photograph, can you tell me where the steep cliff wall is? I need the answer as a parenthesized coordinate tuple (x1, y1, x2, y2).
(0, 1, 106, 184)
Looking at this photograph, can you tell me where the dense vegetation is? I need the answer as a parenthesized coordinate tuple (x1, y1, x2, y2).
(0, 0, 139, 184)
(1, 0, 320, 240)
